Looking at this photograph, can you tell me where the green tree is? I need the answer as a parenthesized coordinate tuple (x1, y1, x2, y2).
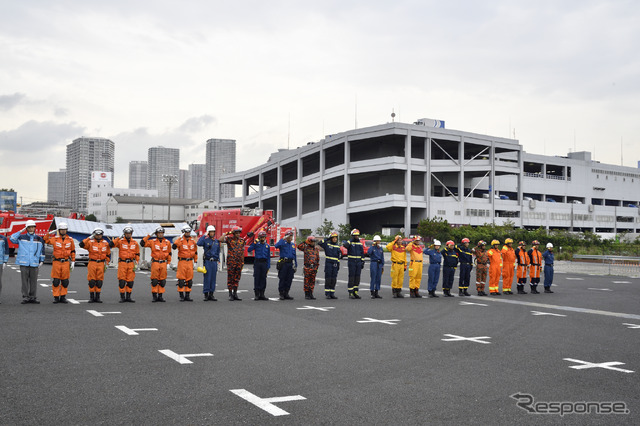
(85, 214, 97, 222)
(315, 219, 334, 236)
(337, 223, 352, 241)
(416, 217, 450, 243)
(115, 216, 126, 223)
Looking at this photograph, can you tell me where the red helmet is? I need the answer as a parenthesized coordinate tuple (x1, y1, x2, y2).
(532, 240, 540, 246)
(284, 230, 294, 237)
(446, 240, 454, 246)
(257, 230, 267, 238)
(518, 241, 526, 246)
(232, 226, 242, 233)
(307, 235, 316, 242)
(462, 238, 470, 243)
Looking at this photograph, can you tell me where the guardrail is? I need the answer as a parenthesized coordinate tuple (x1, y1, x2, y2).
(572, 254, 640, 276)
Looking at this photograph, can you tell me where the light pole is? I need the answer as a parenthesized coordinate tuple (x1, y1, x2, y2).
(162, 174, 178, 221)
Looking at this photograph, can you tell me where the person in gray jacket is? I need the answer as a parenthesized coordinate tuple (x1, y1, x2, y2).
(10, 220, 45, 304)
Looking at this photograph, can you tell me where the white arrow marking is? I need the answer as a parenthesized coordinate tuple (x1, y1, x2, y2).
(86, 310, 121, 317)
(588, 288, 612, 291)
(158, 349, 213, 364)
(115, 325, 158, 336)
(531, 311, 567, 317)
(230, 389, 306, 417)
(613, 281, 630, 284)
(39, 283, 49, 287)
(563, 358, 634, 373)
(622, 323, 640, 329)
(67, 299, 87, 304)
(268, 297, 281, 301)
(193, 283, 203, 286)
(357, 317, 400, 325)
(37, 278, 50, 281)
(441, 334, 492, 344)
(296, 306, 335, 312)
(459, 301, 488, 306)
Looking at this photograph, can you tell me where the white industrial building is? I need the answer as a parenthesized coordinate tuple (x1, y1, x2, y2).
(219, 119, 640, 235)
(105, 196, 218, 224)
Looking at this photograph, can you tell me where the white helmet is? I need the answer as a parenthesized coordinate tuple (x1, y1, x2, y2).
(123, 226, 133, 234)
(182, 225, 192, 233)
(58, 222, 68, 230)
(25, 220, 37, 228)
(546, 243, 553, 249)
(434, 239, 442, 246)
(373, 235, 381, 242)
(93, 227, 104, 235)
(206, 225, 216, 233)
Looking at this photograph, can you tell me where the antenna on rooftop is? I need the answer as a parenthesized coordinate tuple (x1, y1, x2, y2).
(391, 109, 395, 123)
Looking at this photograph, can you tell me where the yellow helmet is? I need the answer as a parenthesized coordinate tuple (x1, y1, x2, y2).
(505, 238, 513, 244)
(491, 239, 500, 246)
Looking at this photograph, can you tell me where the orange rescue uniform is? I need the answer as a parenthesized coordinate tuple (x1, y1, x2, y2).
(142, 235, 172, 295)
(81, 237, 111, 293)
(405, 242, 424, 290)
(43, 233, 76, 297)
(172, 235, 197, 294)
(528, 248, 542, 281)
(515, 247, 530, 282)
(111, 237, 140, 292)
(486, 247, 503, 294)
(500, 245, 516, 292)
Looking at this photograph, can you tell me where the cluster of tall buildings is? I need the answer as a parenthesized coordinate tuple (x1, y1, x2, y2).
(47, 137, 236, 215)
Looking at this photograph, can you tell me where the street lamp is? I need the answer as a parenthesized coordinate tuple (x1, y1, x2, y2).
(162, 174, 178, 221)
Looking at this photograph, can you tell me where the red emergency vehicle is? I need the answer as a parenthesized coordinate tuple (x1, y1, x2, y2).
(196, 208, 295, 258)
(0, 211, 54, 255)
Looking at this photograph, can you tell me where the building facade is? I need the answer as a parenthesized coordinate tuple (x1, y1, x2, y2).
(147, 147, 180, 198)
(88, 178, 158, 222)
(206, 138, 236, 202)
(128, 161, 148, 189)
(105, 196, 216, 224)
(188, 163, 206, 199)
(47, 169, 66, 204)
(219, 120, 640, 235)
(65, 137, 115, 212)
(178, 169, 189, 199)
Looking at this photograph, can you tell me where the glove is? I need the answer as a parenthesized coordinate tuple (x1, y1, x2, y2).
(70, 262, 75, 271)
(167, 263, 171, 270)
(104, 264, 108, 272)
(246, 231, 254, 238)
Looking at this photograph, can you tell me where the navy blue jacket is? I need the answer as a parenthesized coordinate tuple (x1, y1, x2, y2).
(275, 239, 297, 267)
(318, 239, 342, 263)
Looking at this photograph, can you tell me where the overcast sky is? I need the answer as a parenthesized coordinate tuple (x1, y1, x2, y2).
(1, 0, 639, 203)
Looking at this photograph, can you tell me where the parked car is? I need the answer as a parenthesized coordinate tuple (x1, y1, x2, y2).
(499, 195, 510, 200)
(44, 238, 89, 265)
(627, 204, 637, 208)
(547, 198, 556, 203)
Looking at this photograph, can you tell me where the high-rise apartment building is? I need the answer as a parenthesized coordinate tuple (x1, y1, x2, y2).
(188, 163, 206, 199)
(147, 147, 180, 198)
(47, 169, 66, 204)
(129, 161, 148, 189)
(179, 169, 188, 199)
(65, 137, 115, 212)
(206, 139, 236, 201)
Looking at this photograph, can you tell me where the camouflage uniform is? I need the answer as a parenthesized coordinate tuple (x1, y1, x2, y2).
(224, 234, 245, 290)
(474, 247, 489, 293)
(297, 241, 320, 292)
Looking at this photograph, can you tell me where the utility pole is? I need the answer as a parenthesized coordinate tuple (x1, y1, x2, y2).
(162, 174, 178, 222)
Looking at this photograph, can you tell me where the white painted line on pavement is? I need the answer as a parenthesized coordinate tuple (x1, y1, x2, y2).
(472, 296, 640, 320)
(622, 323, 640, 329)
(442, 334, 491, 344)
(357, 317, 400, 325)
(230, 389, 306, 417)
(296, 306, 335, 312)
(86, 310, 121, 317)
(566, 278, 584, 281)
(459, 301, 488, 306)
(531, 311, 567, 317)
(115, 325, 158, 336)
(563, 358, 634, 373)
(67, 299, 87, 304)
(588, 288, 612, 291)
(613, 281, 630, 284)
(158, 349, 213, 364)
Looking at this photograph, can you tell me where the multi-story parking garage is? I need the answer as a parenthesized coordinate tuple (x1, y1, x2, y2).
(219, 120, 640, 235)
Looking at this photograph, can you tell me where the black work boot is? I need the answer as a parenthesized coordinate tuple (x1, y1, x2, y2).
(59, 295, 68, 304)
(414, 289, 423, 298)
(204, 292, 211, 301)
(119, 293, 126, 303)
(531, 285, 539, 294)
(326, 292, 332, 299)
(444, 289, 454, 297)
(371, 291, 376, 299)
(459, 288, 463, 296)
(330, 292, 337, 299)
(184, 292, 193, 301)
(209, 292, 217, 301)
(88, 292, 95, 303)
(375, 290, 383, 299)
(305, 291, 311, 300)
(53, 296, 60, 304)
(233, 289, 242, 301)
(463, 289, 471, 296)
(309, 291, 316, 300)
(94, 293, 102, 303)
(409, 289, 416, 298)
(126, 292, 135, 303)
(254, 290, 260, 300)
(428, 290, 438, 298)
(229, 289, 235, 301)
(544, 287, 554, 293)
(157, 293, 165, 302)
(349, 290, 355, 299)
(179, 292, 186, 301)
(279, 291, 286, 300)
(283, 291, 293, 300)
(258, 290, 267, 301)
(152, 293, 158, 302)
(397, 288, 405, 298)
(353, 290, 361, 299)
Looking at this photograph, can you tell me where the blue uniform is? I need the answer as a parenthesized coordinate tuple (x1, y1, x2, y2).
(0, 236, 9, 300)
(456, 244, 473, 291)
(424, 248, 442, 292)
(343, 237, 365, 296)
(542, 250, 554, 288)
(248, 241, 271, 291)
(441, 247, 459, 290)
(197, 235, 220, 295)
(318, 238, 341, 296)
(11, 231, 45, 302)
(275, 238, 297, 294)
(367, 244, 385, 292)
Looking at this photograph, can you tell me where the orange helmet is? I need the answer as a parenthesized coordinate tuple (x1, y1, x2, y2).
(351, 229, 360, 236)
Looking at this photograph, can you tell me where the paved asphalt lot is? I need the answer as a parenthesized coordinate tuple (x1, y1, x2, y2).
(0, 259, 638, 425)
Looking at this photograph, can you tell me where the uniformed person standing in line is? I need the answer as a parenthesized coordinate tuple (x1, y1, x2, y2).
(528, 240, 543, 294)
(247, 230, 270, 300)
(43, 222, 75, 304)
(223, 226, 246, 301)
(197, 225, 220, 301)
(441, 240, 459, 297)
(110, 226, 140, 303)
(473, 241, 489, 296)
(423, 239, 442, 298)
(275, 230, 297, 300)
(456, 237, 473, 296)
(542, 243, 555, 293)
(318, 231, 341, 299)
(141, 227, 172, 302)
(386, 235, 407, 298)
(343, 229, 365, 299)
(11, 220, 45, 304)
(172, 225, 197, 302)
(405, 236, 424, 298)
(80, 228, 111, 303)
(0, 233, 8, 303)
(500, 238, 516, 295)
(297, 235, 320, 300)
(514, 241, 530, 294)
(487, 240, 503, 295)
(366, 235, 384, 299)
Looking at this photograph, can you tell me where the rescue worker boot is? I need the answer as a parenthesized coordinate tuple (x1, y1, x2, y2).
(256, 290, 267, 301)
(279, 291, 286, 300)
(88, 292, 96, 303)
(179, 292, 186, 301)
(254, 290, 259, 300)
(157, 293, 166, 302)
(371, 291, 376, 299)
(229, 290, 236, 301)
(119, 293, 126, 303)
(353, 289, 361, 299)
(375, 290, 383, 299)
(305, 291, 311, 300)
(463, 289, 471, 296)
(183, 292, 193, 302)
(530, 285, 539, 294)
(94, 293, 102, 303)
(205, 292, 211, 301)
(152, 293, 158, 302)
(544, 287, 554, 293)
(283, 291, 293, 300)
(349, 290, 356, 299)
(233, 289, 242, 301)
(308, 291, 316, 300)
(209, 292, 217, 301)
(414, 289, 423, 298)
(443, 289, 454, 297)
(428, 290, 439, 298)
(397, 288, 405, 298)
(326, 292, 332, 299)
(520, 285, 528, 294)
(458, 288, 464, 296)
(53, 296, 60, 304)
(126, 293, 135, 303)
(409, 288, 416, 298)
(330, 292, 338, 299)
(59, 295, 68, 304)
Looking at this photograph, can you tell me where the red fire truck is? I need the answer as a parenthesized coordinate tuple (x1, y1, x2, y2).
(0, 211, 54, 255)
(196, 208, 295, 258)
